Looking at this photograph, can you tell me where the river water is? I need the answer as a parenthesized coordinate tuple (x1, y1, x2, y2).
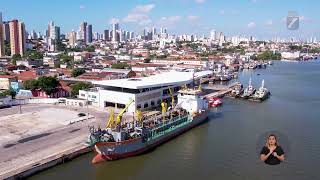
(30, 60, 320, 180)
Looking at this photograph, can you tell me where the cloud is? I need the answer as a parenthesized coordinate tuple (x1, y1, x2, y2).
(187, 15, 199, 21)
(79, 5, 85, 9)
(109, 18, 120, 24)
(132, 4, 155, 14)
(123, 4, 155, 25)
(265, 20, 273, 26)
(158, 16, 182, 27)
(219, 10, 226, 15)
(247, 22, 256, 28)
(195, 0, 206, 3)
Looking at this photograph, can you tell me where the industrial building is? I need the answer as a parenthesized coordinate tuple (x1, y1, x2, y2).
(79, 71, 212, 113)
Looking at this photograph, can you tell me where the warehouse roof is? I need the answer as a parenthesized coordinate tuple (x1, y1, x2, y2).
(93, 70, 212, 89)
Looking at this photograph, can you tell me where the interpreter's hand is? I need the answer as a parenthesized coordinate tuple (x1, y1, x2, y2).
(268, 146, 276, 152)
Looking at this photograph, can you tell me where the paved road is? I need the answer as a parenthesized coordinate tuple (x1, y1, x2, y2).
(0, 104, 109, 178)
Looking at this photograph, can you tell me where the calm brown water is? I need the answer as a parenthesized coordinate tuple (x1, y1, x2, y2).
(30, 60, 320, 180)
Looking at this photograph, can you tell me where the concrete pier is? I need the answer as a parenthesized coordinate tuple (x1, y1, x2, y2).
(0, 104, 108, 180)
(204, 82, 240, 98)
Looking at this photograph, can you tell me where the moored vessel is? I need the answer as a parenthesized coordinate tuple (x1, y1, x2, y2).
(250, 80, 270, 101)
(241, 78, 256, 99)
(87, 88, 211, 163)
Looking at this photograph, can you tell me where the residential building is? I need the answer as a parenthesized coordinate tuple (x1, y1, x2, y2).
(0, 12, 4, 57)
(104, 29, 110, 41)
(9, 20, 26, 56)
(86, 24, 92, 43)
(3, 22, 10, 42)
(68, 31, 77, 47)
(0, 75, 17, 90)
(112, 23, 119, 42)
(80, 21, 87, 43)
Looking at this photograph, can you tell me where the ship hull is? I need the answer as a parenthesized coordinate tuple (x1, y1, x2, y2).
(92, 111, 209, 164)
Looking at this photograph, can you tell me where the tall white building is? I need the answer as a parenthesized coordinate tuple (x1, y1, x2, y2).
(210, 29, 216, 41)
(112, 23, 119, 42)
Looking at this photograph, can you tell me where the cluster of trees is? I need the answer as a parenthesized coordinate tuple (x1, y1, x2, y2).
(57, 53, 74, 68)
(111, 62, 131, 69)
(23, 76, 60, 95)
(24, 49, 43, 60)
(0, 88, 16, 98)
(71, 82, 92, 98)
(146, 54, 168, 61)
(71, 68, 86, 77)
(252, 51, 281, 60)
(4, 40, 11, 56)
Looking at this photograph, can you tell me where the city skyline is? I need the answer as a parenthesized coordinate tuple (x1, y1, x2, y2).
(0, 0, 320, 39)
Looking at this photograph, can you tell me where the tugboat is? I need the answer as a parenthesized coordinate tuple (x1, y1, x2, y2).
(87, 87, 211, 163)
(241, 78, 256, 99)
(230, 83, 244, 98)
(251, 80, 270, 101)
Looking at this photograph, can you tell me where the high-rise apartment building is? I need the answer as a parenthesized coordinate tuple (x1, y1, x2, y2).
(80, 21, 87, 43)
(86, 24, 92, 43)
(0, 12, 5, 57)
(68, 31, 76, 47)
(9, 20, 25, 56)
(112, 23, 119, 42)
(104, 29, 110, 41)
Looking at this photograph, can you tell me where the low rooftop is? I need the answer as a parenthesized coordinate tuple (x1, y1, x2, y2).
(93, 70, 212, 89)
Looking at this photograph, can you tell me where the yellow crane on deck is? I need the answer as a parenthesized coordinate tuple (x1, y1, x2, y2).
(115, 99, 135, 126)
(105, 108, 115, 128)
(168, 88, 175, 120)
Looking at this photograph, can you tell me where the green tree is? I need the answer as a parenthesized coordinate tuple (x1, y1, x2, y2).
(71, 82, 93, 98)
(12, 54, 22, 65)
(71, 68, 86, 77)
(144, 58, 151, 63)
(83, 45, 95, 52)
(111, 62, 130, 69)
(58, 54, 74, 63)
(4, 40, 11, 56)
(24, 49, 43, 60)
(56, 41, 66, 52)
(0, 88, 17, 98)
(37, 76, 60, 95)
(23, 79, 38, 90)
(0, 72, 10, 75)
(257, 51, 281, 60)
(250, 55, 258, 61)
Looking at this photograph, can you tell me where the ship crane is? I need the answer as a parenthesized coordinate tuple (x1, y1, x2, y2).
(115, 99, 135, 126)
(106, 108, 115, 128)
(168, 88, 175, 120)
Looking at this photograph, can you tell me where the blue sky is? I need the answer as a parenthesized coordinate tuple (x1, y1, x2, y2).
(1, 0, 319, 39)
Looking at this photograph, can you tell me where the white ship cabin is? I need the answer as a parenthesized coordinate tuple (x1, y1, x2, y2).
(178, 89, 208, 114)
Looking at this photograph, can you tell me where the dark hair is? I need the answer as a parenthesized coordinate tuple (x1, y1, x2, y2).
(267, 134, 278, 146)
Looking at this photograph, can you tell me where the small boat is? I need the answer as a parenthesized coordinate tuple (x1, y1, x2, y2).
(241, 78, 256, 99)
(230, 84, 243, 97)
(251, 79, 270, 101)
(209, 97, 223, 108)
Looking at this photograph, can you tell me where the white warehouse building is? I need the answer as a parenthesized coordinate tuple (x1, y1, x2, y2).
(78, 71, 212, 113)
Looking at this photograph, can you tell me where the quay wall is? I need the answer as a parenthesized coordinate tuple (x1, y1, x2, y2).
(3, 145, 92, 180)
